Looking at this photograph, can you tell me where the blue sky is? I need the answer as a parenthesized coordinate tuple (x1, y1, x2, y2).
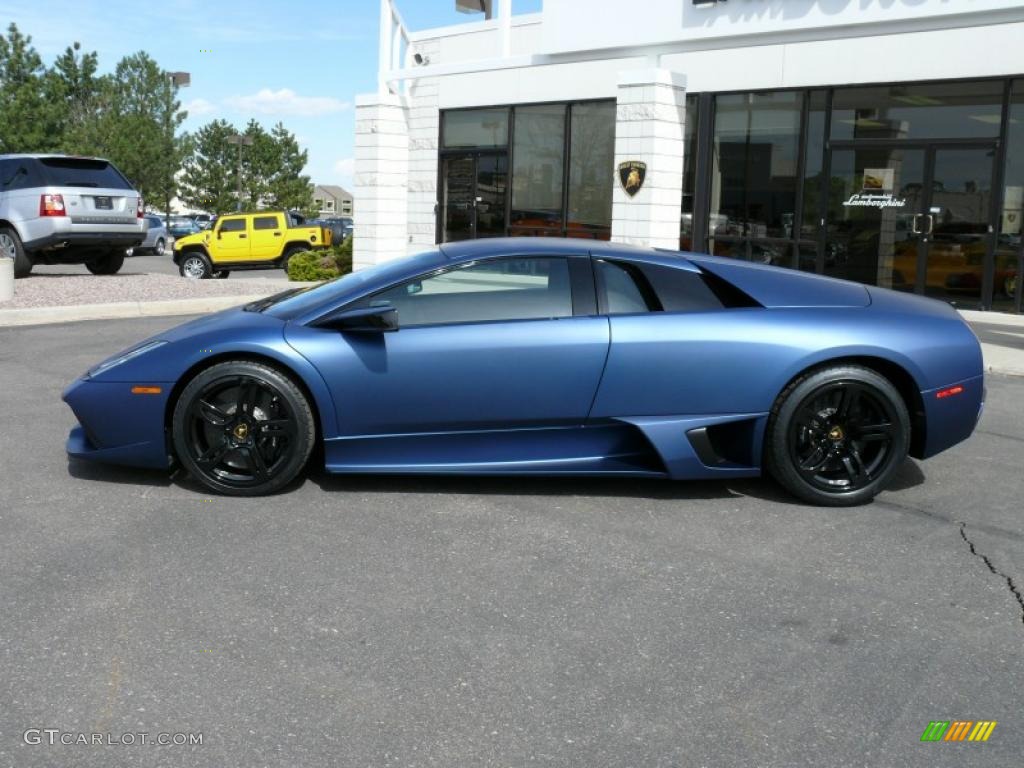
(1, 0, 542, 191)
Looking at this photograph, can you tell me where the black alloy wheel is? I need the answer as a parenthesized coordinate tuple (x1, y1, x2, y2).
(767, 365, 909, 506)
(172, 361, 316, 496)
(86, 251, 125, 275)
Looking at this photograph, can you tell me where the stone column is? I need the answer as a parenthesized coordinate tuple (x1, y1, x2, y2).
(353, 93, 409, 270)
(611, 69, 687, 250)
(405, 39, 442, 253)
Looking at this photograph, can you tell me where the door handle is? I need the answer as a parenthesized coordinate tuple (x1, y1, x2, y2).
(273, 232, 282, 236)
(911, 214, 921, 235)
(239, 234, 247, 239)
(923, 215, 934, 235)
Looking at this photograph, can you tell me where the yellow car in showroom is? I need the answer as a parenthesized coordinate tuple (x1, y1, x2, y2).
(172, 211, 332, 279)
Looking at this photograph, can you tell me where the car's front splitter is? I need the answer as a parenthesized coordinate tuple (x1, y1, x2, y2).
(62, 377, 174, 469)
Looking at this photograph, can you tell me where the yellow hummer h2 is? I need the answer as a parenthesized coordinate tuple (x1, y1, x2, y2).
(172, 211, 332, 279)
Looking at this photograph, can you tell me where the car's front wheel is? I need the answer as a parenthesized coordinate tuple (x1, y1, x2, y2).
(172, 361, 316, 496)
(766, 365, 909, 507)
(179, 252, 212, 279)
(86, 251, 125, 275)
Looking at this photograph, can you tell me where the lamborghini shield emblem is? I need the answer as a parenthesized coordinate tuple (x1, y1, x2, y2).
(618, 161, 647, 197)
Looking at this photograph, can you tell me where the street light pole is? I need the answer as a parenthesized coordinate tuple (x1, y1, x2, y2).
(165, 71, 190, 229)
(227, 134, 254, 212)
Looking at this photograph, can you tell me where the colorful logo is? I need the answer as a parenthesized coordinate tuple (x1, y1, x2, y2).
(921, 720, 997, 742)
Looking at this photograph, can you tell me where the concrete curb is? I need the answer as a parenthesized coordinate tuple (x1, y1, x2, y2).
(959, 309, 1024, 328)
(0, 295, 268, 327)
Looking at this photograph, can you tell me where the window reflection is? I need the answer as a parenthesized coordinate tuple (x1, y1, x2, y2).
(568, 101, 615, 240)
(511, 105, 566, 232)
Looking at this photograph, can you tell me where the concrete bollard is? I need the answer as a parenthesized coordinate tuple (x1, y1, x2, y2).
(0, 256, 13, 303)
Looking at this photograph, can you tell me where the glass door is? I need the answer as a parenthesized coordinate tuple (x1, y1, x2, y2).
(825, 146, 928, 290)
(922, 146, 997, 305)
(440, 153, 508, 243)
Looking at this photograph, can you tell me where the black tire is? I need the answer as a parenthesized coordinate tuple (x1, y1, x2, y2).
(0, 226, 32, 277)
(280, 246, 305, 274)
(179, 251, 212, 279)
(765, 365, 910, 507)
(213, 270, 230, 279)
(154, 238, 166, 257)
(86, 251, 125, 275)
(172, 361, 316, 496)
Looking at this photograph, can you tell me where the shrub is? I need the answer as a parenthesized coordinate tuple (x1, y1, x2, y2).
(287, 250, 340, 282)
(286, 239, 355, 282)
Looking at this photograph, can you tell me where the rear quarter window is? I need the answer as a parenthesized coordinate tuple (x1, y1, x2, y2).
(253, 216, 280, 230)
(38, 157, 134, 190)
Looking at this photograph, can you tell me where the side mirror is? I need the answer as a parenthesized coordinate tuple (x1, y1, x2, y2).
(313, 305, 398, 333)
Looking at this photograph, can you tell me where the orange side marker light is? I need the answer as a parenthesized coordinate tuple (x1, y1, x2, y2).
(936, 385, 964, 399)
(131, 386, 163, 395)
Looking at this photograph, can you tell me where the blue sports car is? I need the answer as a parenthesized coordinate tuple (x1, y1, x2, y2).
(63, 238, 984, 506)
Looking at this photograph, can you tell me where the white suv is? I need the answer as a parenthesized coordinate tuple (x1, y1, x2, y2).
(0, 154, 146, 277)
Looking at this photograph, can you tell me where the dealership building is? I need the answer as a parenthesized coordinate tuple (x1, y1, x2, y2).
(354, 0, 1024, 312)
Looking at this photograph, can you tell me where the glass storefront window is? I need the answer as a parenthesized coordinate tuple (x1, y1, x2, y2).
(831, 80, 1003, 141)
(442, 108, 510, 149)
(800, 90, 828, 240)
(511, 105, 566, 232)
(997, 79, 1024, 312)
(708, 91, 801, 249)
(567, 101, 616, 239)
(680, 95, 699, 250)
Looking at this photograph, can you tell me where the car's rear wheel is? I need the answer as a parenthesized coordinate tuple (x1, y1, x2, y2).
(180, 252, 212, 279)
(0, 227, 32, 277)
(281, 246, 305, 274)
(172, 361, 316, 496)
(154, 238, 166, 257)
(766, 365, 909, 507)
(86, 251, 125, 275)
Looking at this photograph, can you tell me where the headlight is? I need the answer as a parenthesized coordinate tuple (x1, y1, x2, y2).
(88, 340, 168, 377)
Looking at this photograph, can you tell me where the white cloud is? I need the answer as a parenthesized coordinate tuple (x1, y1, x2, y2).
(332, 158, 355, 188)
(225, 89, 350, 118)
(183, 98, 217, 117)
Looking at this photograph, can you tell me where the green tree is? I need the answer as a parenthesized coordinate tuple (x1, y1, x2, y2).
(0, 23, 58, 152)
(94, 52, 188, 208)
(178, 119, 244, 214)
(47, 41, 103, 151)
(180, 119, 313, 214)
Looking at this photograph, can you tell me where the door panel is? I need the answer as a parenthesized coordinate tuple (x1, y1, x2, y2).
(213, 220, 251, 262)
(441, 153, 508, 242)
(285, 317, 610, 437)
(922, 147, 997, 304)
(825, 146, 927, 290)
(250, 215, 284, 260)
(442, 156, 475, 242)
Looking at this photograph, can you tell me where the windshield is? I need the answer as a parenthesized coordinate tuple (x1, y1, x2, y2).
(259, 251, 444, 320)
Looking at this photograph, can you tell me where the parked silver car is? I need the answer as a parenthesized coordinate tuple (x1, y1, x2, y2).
(0, 154, 145, 277)
(128, 215, 170, 256)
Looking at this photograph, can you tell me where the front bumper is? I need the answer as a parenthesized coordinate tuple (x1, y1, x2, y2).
(62, 377, 174, 469)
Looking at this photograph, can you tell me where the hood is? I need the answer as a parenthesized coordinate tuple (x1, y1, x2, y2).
(174, 230, 209, 248)
(686, 254, 871, 308)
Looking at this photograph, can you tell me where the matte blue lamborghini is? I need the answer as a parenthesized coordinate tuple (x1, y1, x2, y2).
(63, 238, 984, 506)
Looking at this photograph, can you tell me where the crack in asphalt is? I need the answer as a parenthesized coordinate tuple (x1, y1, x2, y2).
(959, 522, 1024, 627)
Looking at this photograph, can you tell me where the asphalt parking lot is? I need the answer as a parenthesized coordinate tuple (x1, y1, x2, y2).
(1, 315, 1022, 768)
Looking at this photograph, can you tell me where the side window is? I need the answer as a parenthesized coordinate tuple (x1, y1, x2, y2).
(1, 161, 30, 191)
(218, 218, 246, 233)
(637, 263, 731, 312)
(365, 257, 573, 327)
(597, 259, 751, 314)
(596, 260, 652, 315)
(253, 216, 279, 230)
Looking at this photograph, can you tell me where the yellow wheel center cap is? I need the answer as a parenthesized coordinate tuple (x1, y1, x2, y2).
(233, 423, 249, 440)
(828, 426, 844, 441)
